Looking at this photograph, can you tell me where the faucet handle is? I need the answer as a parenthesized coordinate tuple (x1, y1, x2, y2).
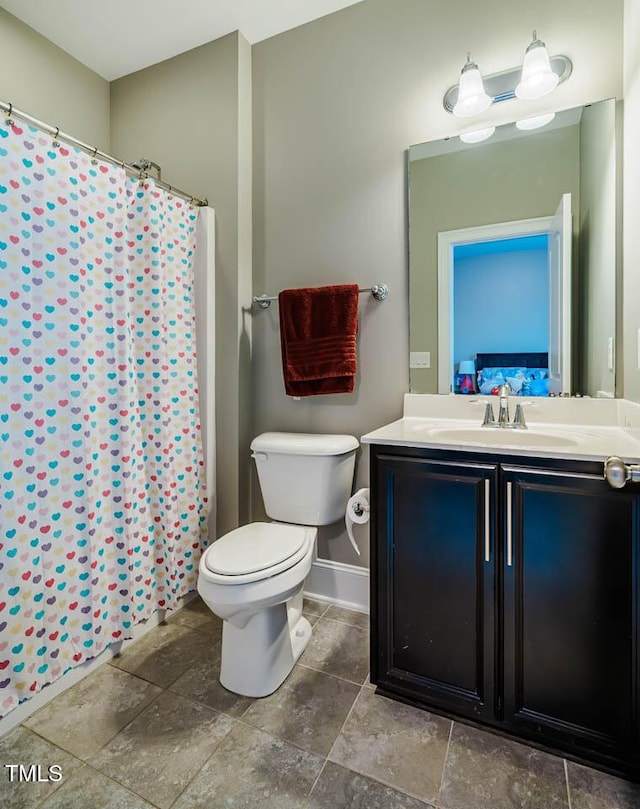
(481, 402, 496, 426)
(513, 403, 527, 429)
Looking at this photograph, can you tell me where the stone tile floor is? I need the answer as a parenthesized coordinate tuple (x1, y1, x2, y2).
(2, 597, 640, 808)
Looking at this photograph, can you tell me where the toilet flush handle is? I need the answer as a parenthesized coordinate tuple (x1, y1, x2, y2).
(251, 452, 268, 462)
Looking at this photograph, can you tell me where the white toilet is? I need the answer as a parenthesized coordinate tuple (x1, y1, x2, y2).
(197, 432, 359, 697)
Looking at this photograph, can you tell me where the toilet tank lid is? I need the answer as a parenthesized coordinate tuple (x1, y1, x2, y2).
(251, 432, 359, 456)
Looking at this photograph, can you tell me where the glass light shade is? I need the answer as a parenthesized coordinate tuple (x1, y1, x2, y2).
(460, 126, 496, 144)
(515, 112, 556, 131)
(515, 36, 559, 100)
(453, 58, 492, 117)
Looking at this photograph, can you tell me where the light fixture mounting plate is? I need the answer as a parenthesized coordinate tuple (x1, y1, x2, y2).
(443, 55, 572, 114)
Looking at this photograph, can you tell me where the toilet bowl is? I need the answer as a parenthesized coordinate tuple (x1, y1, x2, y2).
(196, 432, 359, 698)
(198, 522, 317, 697)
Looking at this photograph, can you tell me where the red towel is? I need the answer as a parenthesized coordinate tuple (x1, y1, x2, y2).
(279, 284, 359, 397)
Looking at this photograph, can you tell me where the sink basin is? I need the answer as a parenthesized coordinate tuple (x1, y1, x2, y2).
(415, 426, 582, 448)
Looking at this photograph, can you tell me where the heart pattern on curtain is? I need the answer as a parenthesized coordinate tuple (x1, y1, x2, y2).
(0, 121, 208, 716)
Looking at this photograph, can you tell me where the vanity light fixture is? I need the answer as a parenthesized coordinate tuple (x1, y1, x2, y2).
(460, 126, 496, 143)
(452, 53, 492, 117)
(515, 112, 556, 131)
(515, 32, 559, 100)
(444, 34, 571, 116)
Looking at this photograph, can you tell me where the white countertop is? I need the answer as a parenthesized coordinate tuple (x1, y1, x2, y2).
(361, 396, 640, 463)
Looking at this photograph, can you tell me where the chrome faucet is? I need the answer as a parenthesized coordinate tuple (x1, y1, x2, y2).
(480, 382, 528, 429)
(481, 402, 496, 426)
(512, 402, 527, 429)
(497, 382, 511, 426)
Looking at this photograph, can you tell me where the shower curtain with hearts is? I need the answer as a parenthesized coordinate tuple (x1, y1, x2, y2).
(0, 120, 208, 716)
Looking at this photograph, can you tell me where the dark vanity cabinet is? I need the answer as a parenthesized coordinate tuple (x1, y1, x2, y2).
(502, 466, 638, 769)
(370, 445, 640, 778)
(371, 454, 498, 721)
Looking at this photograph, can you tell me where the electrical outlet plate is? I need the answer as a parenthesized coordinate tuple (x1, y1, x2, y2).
(410, 351, 431, 369)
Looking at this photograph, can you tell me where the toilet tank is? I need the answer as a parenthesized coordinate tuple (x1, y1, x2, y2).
(250, 432, 359, 526)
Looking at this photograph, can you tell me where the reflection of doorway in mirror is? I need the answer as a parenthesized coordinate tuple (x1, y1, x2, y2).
(438, 196, 572, 396)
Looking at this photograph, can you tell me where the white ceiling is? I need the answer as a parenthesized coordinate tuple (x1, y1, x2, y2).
(1, 0, 365, 80)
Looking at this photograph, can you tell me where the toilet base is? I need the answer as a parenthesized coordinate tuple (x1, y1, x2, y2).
(219, 597, 312, 697)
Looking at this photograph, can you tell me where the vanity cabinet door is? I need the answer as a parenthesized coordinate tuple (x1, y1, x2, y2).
(502, 466, 640, 767)
(371, 450, 498, 722)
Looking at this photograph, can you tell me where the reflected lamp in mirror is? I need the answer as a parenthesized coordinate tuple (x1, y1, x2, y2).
(516, 112, 556, 130)
(457, 360, 477, 394)
(460, 126, 496, 144)
(444, 34, 572, 116)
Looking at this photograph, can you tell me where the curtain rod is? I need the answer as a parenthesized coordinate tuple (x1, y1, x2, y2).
(0, 100, 208, 207)
(253, 284, 389, 309)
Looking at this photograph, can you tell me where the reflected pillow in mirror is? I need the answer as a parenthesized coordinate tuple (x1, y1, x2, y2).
(477, 366, 549, 397)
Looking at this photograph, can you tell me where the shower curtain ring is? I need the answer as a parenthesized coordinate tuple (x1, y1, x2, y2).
(6, 102, 13, 126)
(91, 146, 98, 165)
(52, 126, 60, 147)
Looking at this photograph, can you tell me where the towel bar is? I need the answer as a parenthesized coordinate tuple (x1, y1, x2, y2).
(253, 284, 389, 309)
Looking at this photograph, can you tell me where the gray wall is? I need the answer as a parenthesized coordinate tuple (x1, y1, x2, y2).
(252, 0, 623, 565)
(110, 34, 253, 538)
(0, 8, 109, 149)
(579, 101, 617, 398)
(1, 0, 629, 565)
(623, 0, 640, 401)
(408, 126, 580, 394)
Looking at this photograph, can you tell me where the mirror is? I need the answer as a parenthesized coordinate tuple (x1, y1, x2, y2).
(408, 98, 619, 398)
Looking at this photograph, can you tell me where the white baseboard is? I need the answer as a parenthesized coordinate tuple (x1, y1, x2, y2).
(304, 558, 369, 614)
(0, 592, 197, 738)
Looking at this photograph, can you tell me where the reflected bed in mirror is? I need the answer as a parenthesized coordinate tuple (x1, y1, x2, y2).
(408, 98, 620, 398)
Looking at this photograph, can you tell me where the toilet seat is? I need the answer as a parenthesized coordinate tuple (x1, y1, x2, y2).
(202, 522, 312, 585)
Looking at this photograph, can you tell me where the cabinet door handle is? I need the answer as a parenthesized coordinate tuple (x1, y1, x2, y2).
(484, 479, 491, 562)
(604, 456, 640, 488)
(506, 481, 513, 567)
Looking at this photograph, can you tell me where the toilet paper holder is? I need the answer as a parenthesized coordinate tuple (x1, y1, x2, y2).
(345, 488, 370, 557)
(351, 500, 369, 517)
